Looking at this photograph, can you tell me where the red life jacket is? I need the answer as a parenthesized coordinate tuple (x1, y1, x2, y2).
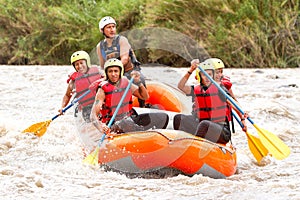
(221, 75, 232, 90)
(220, 76, 233, 121)
(193, 84, 231, 123)
(68, 66, 102, 108)
(100, 77, 133, 123)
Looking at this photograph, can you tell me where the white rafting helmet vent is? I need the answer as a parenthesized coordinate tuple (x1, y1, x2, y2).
(99, 16, 117, 32)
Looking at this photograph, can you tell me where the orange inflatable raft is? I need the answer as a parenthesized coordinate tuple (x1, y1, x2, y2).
(77, 81, 237, 178)
(98, 129, 237, 179)
(132, 81, 191, 114)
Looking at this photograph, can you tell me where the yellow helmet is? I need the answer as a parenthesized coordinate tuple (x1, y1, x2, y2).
(195, 61, 215, 83)
(206, 58, 225, 69)
(104, 58, 124, 79)
(70, 50, 91, 68)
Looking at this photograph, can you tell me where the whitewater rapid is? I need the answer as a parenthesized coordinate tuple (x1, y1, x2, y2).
(0, 65, 299, 199)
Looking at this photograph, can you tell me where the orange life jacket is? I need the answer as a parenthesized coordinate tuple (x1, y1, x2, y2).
(99, 77, 133, 123)
(193, 84, 231, 123)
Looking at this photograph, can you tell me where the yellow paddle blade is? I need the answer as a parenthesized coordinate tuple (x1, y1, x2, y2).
(83, 147, 99, 166)
(253, 124, 290, 160)
(246, 131, 269, 163)
(22, 120, 52, 137)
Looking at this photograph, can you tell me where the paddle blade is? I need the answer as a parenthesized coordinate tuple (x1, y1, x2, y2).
(83, 147, 99, 166)
(253, 124, 290, 160)
(246, 131, 269, 163)
(22, 120, 52, 137)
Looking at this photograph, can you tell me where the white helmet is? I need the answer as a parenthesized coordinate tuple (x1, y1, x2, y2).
(99, 16, 117, 32)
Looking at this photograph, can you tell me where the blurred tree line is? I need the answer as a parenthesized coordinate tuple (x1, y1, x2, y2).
(0, 0, 299, 67)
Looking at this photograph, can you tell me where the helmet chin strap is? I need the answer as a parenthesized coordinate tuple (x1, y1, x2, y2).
(103, 32, 109, 38)
(72, 65, 78, 72)
(108, 79, 120, 86)
(104, 34, 114, 39)
(72, 60, 89, 72)
(102, 31, 113, 39)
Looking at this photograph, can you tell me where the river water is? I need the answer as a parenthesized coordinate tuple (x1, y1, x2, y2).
(0, 65, 299, 199)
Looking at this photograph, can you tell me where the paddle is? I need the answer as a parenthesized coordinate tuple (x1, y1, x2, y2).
(198, 65, 290, 160)
(83, 77, 135, 165)
(22, 90, 91, 137)
(232, 111, 268, 163)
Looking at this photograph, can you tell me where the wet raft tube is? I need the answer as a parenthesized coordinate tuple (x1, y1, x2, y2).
(98, 129, 237, 179)
(132, 81, 191, 114)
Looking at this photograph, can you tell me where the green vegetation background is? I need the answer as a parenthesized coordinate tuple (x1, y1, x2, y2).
(0, 0, 299, 68)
